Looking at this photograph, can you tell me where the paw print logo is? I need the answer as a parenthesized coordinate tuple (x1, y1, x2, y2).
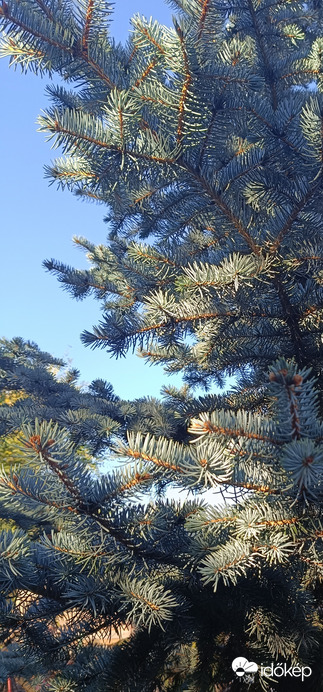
(232, 657, 258, 677)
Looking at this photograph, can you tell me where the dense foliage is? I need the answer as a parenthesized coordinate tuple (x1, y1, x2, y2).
(1, 0, 323, 689)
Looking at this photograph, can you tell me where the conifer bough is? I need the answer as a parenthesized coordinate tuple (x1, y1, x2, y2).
(1, 0, 323, 690)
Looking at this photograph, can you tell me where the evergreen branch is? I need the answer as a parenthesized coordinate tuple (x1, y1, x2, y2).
(188, 415, 279, 446)
(133, 57, 158, 88)
(0, 5, 73, 53)
(0, 37, 47, 70)
(114, 433, 185, 475)
(247, 105, 305, 158)
(282, 377, 301, 441)
(197, 89, 227, 169)
(1, 473, 79, 513)
(280, 68, 322, 81)
(130, 182, 172, 207)
(274, 277, 305, 367)
(128, 244, 179, 269)
(174, 21, 192, 146)
(1, 0, 116, 87)
(24, 432, 83, 501)
(34, 0, 53, 22)
(132, 18, 166, 56)
(118, 470, 153, 493)
(45, 115, 176, 164)
(199, 72, 262, 86)
(247, 0, 278, 110)
(300, 556, 323, 570)
(201, 515, 299, 529)
(198, 0, 211, 40)
(81, 0, 94, 54)
(137, 91, 179, 110)
(182, 162, 261, 254)
(270, 182, 322, 253)
(46, 117, 111, 150)
(230, 481, 277, 494)
(83, 52, 116, 88)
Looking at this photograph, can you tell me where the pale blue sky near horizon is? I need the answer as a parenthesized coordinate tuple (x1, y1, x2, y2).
(0, 1, 190, 400)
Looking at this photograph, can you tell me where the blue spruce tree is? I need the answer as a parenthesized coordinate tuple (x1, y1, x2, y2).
(1, 0, 323, 689)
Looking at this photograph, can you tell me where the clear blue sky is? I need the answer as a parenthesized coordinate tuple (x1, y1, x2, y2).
(0, 1, 185, 400)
